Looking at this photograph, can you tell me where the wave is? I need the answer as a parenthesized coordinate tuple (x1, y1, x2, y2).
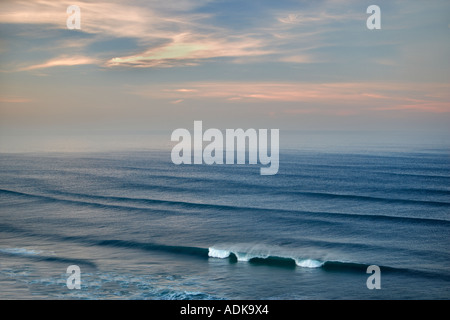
(209, 245, 323, 268)
(207, 245, 449, 280)
(0, 247, 97, 268)
(91, 240, 354, 271)
(3, 223, 444, 273)
(0, 247, 42, 256)
(94, 239, 209, 259)
(1, 188, 449, 226)
(3, 185, 450, 211)
(0, 236, 446, 280)
(55, 185, 450, 208)
(284, 190, 450, 207)
(208, 245, 349, 270)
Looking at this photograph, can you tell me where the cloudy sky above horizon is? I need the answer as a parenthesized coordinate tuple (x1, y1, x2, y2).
(0, 0, 449, 151)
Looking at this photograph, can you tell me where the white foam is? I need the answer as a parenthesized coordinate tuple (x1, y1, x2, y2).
(210, 244, 326, 269)
(0, 248, 42, 256)
(234, 252, 251, 262)
(235, 251, 270, 262)
(295, 259, 324, 268)
(208, 247, 230, 259)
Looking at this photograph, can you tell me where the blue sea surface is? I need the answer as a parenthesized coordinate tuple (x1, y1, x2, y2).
(0, 141, 449, 299)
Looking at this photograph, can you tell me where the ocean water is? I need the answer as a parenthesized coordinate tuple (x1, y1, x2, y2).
(0, 143, 449, 299)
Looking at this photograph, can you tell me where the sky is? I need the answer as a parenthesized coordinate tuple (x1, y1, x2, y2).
(0, 0, 449, 151)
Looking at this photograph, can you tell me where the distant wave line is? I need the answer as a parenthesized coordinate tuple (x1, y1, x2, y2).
(1, 188, 449, 226)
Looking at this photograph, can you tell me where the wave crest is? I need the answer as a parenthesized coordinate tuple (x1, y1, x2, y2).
(295, 259, 324, 268)
(0, 247, 42, 256)
(208, 244, 324, 268)
(208, 248, 230, 259)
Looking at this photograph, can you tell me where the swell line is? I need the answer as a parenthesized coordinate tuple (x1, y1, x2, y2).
(0, 250, 97, 268)
(0, 222, 447, 280)
(285, 190, 450, 206)
(1, 188, 449, 226)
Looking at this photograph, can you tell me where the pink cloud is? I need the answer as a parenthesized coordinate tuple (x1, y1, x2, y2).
(373, 103, 450, 113)
(131, 82, 450, 115)
(0, 97, 32, 103)
(20, 56, 97, 71)
(105, 34, 271, 68)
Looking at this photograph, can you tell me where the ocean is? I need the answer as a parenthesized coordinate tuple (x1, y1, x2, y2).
(0, 137, 449, 300)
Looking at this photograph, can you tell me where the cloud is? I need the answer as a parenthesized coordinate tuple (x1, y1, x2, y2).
(2, 0, 449, 82)
(372, 103, 450, 113)
(278, 13, 331, 25)
(277, 2, 361, 26)
(131, 82, 450, 114)
(1, 1, 279, 69)
(1, 0, 379, 71)
(0, 96, 31, 103)
(19, 56, 97, 71)
(278, 14, 303, 24)
(0, 1, 183, 39)
(279, 55, 315, 63)
(105, 33, 271, 68)
(175, 89, 198, 93)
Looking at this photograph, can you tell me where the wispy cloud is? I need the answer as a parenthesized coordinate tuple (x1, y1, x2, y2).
(278, 11, 356, 25)
(19, 56, 97, 71)
(0, 1, 189, 39)
(279, 55, 315, 64)
(105, 33, 271, 68)
(0, 0, 218, 69)
(0, 96, 32, 103)
(131, 82, 450, 114)
(372, 103, 450, 113)
(0, 0, 324, 70)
